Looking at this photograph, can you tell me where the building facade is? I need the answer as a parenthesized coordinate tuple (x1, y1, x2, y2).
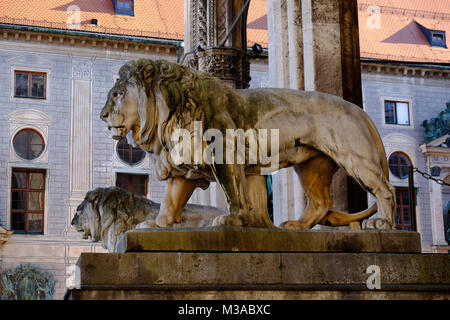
(0, 0, 449, 299)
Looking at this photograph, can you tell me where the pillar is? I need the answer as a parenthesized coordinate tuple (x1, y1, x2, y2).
(67, 58, 93, 232)
(429, 173, 448, 245)
(268, 0, 367, 225)
(183, 0, 251, 209)
(183, 0, 250, 89)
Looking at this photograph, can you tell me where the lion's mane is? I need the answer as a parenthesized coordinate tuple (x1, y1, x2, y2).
(72, 187, 228, 252)
(117, 59, 222, 181)
(72, 187, 158, 252)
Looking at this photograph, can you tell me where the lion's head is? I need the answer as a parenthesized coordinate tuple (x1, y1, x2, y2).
(100, 60, 220, 179)
(71, 188, 103, 242)
(72, 187, 159, 252)
(100, 59, 179, 145)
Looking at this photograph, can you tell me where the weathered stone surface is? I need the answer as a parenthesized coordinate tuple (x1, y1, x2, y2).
(281, 253, 450, 286)
(116, 227, 421, 253)
(66, 288, 450, 300)
(75, 252, 281, 287)
(71, 187, 226, 252)
(67, 250, 450, 300)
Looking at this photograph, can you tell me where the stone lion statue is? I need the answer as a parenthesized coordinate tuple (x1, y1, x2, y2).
(100, 59, 396, 230)
(71, 187, 227, 252)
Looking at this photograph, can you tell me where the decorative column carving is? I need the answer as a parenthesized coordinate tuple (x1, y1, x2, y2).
(197, 47, 250, 88)
(184, 0, 250, 89)
(67, 58, 93, 231)
(420, 142, 449, 246)
(183, 0, 251, 209)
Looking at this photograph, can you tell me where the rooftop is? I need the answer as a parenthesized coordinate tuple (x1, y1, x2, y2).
(0, 0, 448, 64)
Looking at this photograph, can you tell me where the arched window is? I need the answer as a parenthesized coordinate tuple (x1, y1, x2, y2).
(12, 129, 45, 160)
(388, 152, 411, 179)
(116, 138, 145, 165)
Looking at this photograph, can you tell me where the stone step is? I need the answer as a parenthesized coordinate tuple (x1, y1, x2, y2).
(67, 250, 450, 300)
(116, 227, 422, 253)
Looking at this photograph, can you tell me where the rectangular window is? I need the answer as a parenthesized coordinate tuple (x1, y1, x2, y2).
(384, 101, 410, 125)
(395, 187, 416, 231)
(118, 0, 132, 10)
(14, 71, 46, 99)
(116, 173, 148, 197)
(432, 33, 444, 42)
(11, 168, 46, 234)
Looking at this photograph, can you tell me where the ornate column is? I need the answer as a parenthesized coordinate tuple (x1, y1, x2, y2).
(183, 0, 251, 210)
(183, 0, 250, 88)
(420, 142, 449, 246)
(268, 0, 367, 225)
(67, 57, 93, 231)
(268, 0, 307, 226)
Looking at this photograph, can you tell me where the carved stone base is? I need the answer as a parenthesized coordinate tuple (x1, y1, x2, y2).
(116, 227, 421, 253)
(65, 228, 450, 300)
(197, 47, 250, 89)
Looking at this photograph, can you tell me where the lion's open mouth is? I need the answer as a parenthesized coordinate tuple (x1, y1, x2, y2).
(108, 125, 127, 140)
(108, 125, 126, 131)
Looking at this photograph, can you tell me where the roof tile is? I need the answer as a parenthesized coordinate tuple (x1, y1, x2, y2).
(0, 0, 448, 64)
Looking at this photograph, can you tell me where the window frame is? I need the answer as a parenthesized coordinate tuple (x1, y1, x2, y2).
(116, 138, 146, 166)
(14, 70, 47, 100)
(384, 100, 410, 126)
(115, 173, 148, 197)
(118, 0, 132, 9)
(10, 168, 46, 234)
(432, 32, 444, 43)
(395, 186, 416, 231)
(12, 128, 46, 161)
(115, 0, 134, 15)
(388, 151, 412, 180)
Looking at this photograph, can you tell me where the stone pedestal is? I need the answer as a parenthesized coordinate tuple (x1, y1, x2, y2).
(65, 228, 450, 300)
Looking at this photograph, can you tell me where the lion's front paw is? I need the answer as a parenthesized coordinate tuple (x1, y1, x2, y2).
(155, 214, 175, 227)
(280, 220, 309, 229)
(212, 214, 245, 227)
(362, 218, 393, 230)
(136, 220, 158, 229)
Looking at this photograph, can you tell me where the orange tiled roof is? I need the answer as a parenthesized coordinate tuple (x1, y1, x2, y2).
(358, 0, 450, 63)
(0, 0, 449, 64)
(0, 0, 185, 40)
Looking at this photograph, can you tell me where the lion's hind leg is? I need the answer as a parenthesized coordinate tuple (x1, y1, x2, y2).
(341, 159, 396, 229)
(361, 176, 397, 230)
(280, 156, 337, 229)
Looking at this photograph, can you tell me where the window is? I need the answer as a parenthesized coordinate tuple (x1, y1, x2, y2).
(11, 169, 46, 233)
(432, 33, 444, 43)
(13, 129, 45, 160)
(117, 138, 146, 165)
(114, 0, 134, 16)
(14, 71, 46, 99)
(417, 23, 447, 48)
(116, 173, 148, 196)
(384, 101, 410, 125)
(118, 0, 131, 9)
(388, 152, 411, 179)
(395, 187, 415, 231)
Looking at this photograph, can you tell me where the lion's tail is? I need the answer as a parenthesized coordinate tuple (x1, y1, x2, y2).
(319, 203, 377, 226)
